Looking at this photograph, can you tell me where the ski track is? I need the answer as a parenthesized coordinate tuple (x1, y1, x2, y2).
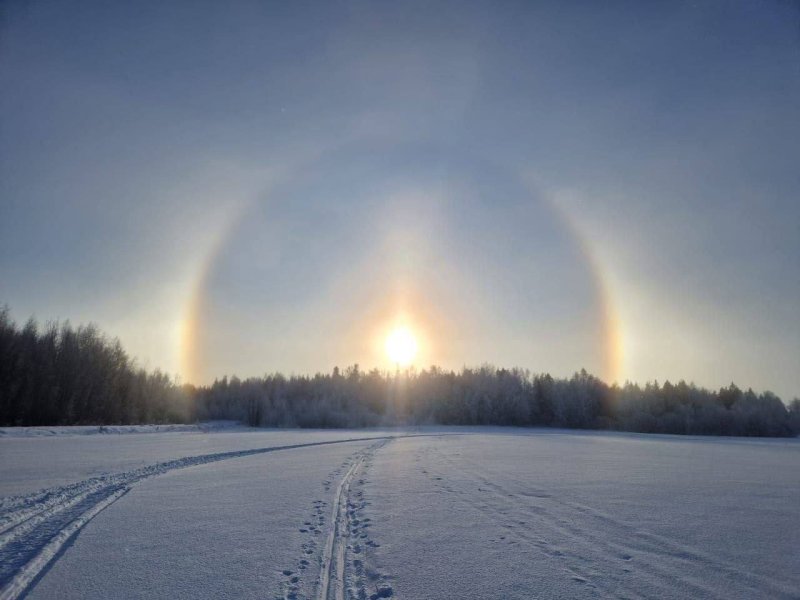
(0, 435, 402, 600)
(5, 431, 789, 600)
(312, 439, 391, 600)
(422, 443, 796, 600)
(320, 454, 362, 600)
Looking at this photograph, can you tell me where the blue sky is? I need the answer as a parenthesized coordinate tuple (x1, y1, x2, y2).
(1, 1, 798, 399)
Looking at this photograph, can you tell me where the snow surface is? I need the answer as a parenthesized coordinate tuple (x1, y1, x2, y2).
(0, 427, 397, 497)
(363, 431, 800, 599)
(0, 420, 248, 438)
(1, 427, 798, 599)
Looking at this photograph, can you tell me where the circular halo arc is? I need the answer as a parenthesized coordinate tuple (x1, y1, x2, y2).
(180, 141, 624, 385)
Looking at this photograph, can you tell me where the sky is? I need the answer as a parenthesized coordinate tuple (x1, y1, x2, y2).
(1, 1, 798, 400)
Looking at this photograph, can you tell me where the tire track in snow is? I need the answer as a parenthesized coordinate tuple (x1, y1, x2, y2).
(0, 435, 400, 600)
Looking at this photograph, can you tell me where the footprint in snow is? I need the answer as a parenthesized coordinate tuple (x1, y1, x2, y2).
(370, 585, 394, 599)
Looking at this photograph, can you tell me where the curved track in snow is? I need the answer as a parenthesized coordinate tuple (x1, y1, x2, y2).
(0, 435, 398, 600)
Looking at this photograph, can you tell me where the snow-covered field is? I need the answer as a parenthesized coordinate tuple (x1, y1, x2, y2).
(1, 428, 797, 599)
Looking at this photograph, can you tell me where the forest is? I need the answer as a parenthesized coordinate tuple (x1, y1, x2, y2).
(2, 308, 798, 437)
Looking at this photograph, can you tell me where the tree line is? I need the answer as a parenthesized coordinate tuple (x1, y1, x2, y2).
(2, 308, 798, 436)
(0, 307, 190, 426)
(196, 365, 799, 437)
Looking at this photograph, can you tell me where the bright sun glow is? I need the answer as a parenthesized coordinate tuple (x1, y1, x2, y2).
(385, 326, 418, 367)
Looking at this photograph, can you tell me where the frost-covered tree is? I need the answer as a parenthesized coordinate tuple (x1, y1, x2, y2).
(1, 305, 797, 437)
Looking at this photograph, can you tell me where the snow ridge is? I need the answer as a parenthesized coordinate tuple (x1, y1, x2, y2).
(0, 435, 398, 600)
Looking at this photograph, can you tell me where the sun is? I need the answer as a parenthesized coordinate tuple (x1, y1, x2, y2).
(385, 326, 418, 367)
